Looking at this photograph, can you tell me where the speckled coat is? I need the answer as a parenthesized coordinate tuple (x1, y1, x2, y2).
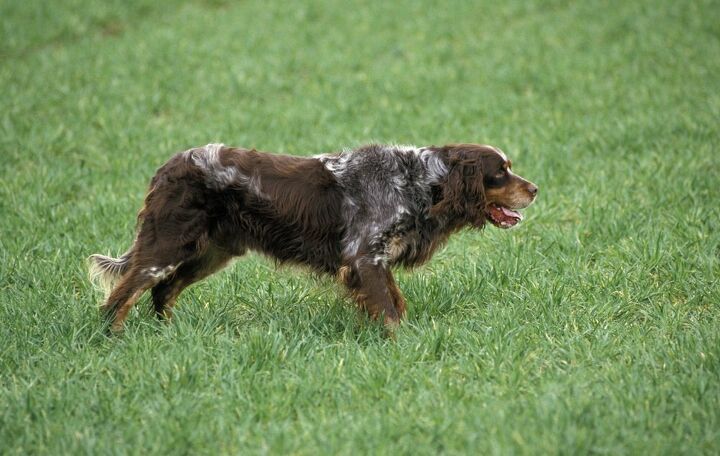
(90, 143, 537, 332)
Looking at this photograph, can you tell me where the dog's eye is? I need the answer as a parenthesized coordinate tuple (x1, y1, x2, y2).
(494, 170, 506, 178)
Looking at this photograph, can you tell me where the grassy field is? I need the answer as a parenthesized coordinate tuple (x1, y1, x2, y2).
(1, 0, 719, 453)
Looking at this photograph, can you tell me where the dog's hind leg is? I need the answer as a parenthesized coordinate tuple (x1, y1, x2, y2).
(151, 247, 235, 320)
(100, 265, 163, 333)
(100, 246, 192, 332)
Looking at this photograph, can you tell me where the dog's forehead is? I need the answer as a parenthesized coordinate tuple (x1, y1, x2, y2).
(489, 146, 508, 163)
(480, 146, 509, 168)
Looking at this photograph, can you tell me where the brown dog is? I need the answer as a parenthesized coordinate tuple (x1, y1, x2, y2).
(90, 143, 537, 332)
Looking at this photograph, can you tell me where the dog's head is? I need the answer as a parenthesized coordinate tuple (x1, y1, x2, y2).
(431, 144, 538, 228)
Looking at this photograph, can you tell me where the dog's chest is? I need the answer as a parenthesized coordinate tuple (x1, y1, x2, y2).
(387, 236, 408, 262)
(384, 226, 440, 267)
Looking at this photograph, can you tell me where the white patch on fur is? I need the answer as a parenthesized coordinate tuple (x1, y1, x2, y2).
(388, 144, 418, 153)
(317, 152, 352, 177)
(192, 143, 241, 190)
(372, 255, 387, 266)
(418, 148, 448, 182)
(353, 255, 387, 268)
(192, 144, 269, 199)
(142, 264, 178, 281)
(391, 175, 406, 189)
(343, 238, 361, 257)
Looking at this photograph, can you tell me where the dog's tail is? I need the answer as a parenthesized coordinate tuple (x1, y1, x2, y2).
(88, 250, 133, 296)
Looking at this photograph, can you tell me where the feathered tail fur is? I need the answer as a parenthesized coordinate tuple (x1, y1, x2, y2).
(88, 250, 133, 296)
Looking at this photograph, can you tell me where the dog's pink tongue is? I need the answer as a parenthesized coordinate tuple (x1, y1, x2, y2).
(488, 205, 522, 227)
(500, 206, 522, 221)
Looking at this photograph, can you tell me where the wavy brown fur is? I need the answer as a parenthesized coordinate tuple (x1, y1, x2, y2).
(89, 143, 537, 333)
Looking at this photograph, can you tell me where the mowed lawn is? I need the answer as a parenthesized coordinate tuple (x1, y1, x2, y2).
(1, 0, 719, 453)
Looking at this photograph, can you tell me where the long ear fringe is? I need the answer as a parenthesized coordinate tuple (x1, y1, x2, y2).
(430, 148, 485, 220)
(430, 158, 466, 216)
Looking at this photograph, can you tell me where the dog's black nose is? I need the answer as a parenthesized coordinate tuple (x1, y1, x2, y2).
(528, 184, 538, 196)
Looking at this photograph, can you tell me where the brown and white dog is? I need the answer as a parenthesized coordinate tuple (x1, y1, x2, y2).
(90, 143, 537, 332)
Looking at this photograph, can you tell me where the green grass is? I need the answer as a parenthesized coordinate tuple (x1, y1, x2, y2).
(1, 0, 719, 453)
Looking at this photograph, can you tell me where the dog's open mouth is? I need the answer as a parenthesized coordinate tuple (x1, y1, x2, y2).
(486, 203, 523, 229)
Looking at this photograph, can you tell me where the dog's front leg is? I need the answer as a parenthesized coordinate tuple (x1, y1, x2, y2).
(339, 256, 402, 328)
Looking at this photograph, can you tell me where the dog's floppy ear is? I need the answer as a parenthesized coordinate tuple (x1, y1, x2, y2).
(430, 146, 485, 220)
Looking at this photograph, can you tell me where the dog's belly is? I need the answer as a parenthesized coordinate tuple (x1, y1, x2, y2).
(213, 208, 344, 274)
(253, 232, 343, 274)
